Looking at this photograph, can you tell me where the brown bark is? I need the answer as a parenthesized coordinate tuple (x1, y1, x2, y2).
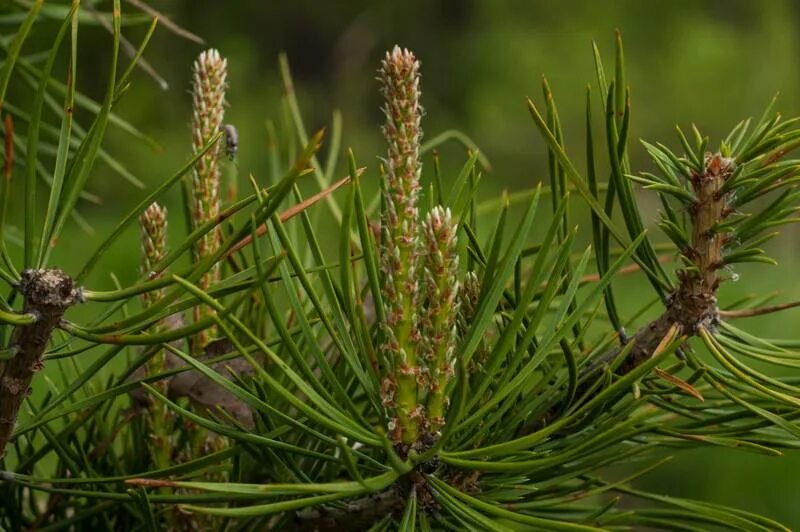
(0, 269, 81, 457)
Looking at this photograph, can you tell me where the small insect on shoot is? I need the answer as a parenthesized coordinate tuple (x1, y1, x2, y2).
(222, 123, 239, 161)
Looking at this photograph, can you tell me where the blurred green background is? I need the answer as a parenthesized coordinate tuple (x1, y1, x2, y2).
(7, 0, 800, 527)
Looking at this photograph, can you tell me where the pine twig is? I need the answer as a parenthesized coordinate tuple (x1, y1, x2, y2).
(0, 269, 82, 457)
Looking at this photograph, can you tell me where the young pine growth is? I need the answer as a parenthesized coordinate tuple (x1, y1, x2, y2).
(139, 202, 168, 308)
(378, 46, 425, 445)
(419, 206, 460, 434)
(190, 48, 228, 351)
(379, 46, 463, 446)
(137, 202, 172, 470)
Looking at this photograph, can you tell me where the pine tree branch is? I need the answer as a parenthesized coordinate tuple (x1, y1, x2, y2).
(528, 154, 734, 432)
(0, 268, 81, 457)
(607, 152, 733, 370)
